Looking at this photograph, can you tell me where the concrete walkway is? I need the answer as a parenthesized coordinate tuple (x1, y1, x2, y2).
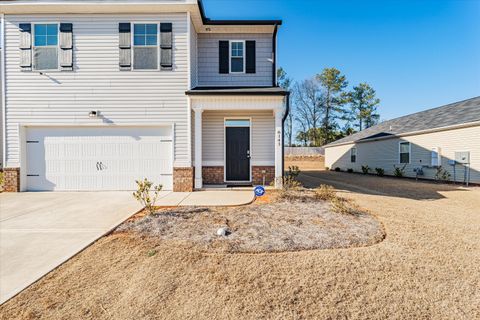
(0, 190, 254, 304)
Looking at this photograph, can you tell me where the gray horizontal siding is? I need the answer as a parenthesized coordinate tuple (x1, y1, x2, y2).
(202, 110, 275, 166)
(197, 33, 273, 87)
(4, 14, 190, 167)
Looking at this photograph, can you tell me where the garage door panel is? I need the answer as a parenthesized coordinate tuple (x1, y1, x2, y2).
(26, 127, 173, 191)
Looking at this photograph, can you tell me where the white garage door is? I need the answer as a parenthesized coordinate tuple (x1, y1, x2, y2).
(26, 126, 173, 191)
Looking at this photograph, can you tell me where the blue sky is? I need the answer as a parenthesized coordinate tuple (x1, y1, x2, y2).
(202, 0, 480, 121)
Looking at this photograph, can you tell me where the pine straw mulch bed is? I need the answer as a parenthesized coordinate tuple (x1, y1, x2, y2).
(116, 188, 385, 253)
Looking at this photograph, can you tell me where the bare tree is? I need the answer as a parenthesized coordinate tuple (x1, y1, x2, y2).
(292, 78, 323, 146)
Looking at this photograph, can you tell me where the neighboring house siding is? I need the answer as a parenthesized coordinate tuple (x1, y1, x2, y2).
(189, 17, 198, 88)
(0, 48, 3, 168)
(325, 125, 480, 183)
(197, 33, 272, 86)
(4, 14, 190, 167)
(202, 110, 274, 166)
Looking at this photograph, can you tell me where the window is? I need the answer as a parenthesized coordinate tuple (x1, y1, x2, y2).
(350, 147, 357, 163)
(399, 142, 411, 164)
(133, 23, 158, 70)
(230, 41, 244, 73)
(431, 147, 441, 166)
(225, 119, 250, 127)
(33, 23, 58, 70)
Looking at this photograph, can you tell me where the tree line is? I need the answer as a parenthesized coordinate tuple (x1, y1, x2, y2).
(278, 67, 381, 147)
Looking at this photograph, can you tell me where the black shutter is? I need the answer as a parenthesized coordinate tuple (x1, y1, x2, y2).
(19, 23, 32, 70)
(59, 23, 73, 71)
(160, 23, 173, 70)
(246, 40, 256, 74)
(118, 23, 131, 71)
(219, 40, 229, 74)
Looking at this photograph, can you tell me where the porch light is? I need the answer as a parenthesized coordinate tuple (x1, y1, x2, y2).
(89, 110, 99, 118)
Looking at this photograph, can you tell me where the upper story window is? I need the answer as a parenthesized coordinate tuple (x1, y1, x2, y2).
(133, 23, 158, 70)
(399, 142, 411, 164)
(230, 41, 245, 73)
(33, 23, 58, 70)
(350, 147, 357, 163)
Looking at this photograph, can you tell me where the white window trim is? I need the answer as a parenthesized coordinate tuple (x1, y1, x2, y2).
(32, 22, 60, 72)
(224, 117, 252, 183)
(229, 40, 245, 74)
(131, 22, 160, 71)
(350, 147, 357, 163)
(399, 141, 411, 164)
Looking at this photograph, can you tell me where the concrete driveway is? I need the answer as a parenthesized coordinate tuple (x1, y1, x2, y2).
(0, 192, 142, 304)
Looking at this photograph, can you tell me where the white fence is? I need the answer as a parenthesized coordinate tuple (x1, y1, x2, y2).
(285, 147, 325, 156)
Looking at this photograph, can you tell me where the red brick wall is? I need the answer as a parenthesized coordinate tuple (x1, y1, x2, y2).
(173, 167, 194, 192)
(252, 166, 275, 186)
(3, 168, 20, 192)
(202, 166, 224, 184)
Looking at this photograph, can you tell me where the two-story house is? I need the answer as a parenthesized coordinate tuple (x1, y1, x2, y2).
(0, 0, 288, 192)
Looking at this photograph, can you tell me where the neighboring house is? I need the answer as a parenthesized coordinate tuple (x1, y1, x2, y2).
(324, 97, 480, 184)
(0, 0, 288, 192)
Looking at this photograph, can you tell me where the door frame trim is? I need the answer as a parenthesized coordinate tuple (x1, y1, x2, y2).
(20, 123, 175, 192)
(223, 117, 252, 183)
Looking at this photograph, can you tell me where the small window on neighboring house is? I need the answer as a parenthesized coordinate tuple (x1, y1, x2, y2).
(33, 24, 58, 70)
(133, 23, 158, 70)
(350, 147, 357, 163)
(399, 142, 411, 164)
(431, 147, 441, 166)
(230, 41, 244, 73)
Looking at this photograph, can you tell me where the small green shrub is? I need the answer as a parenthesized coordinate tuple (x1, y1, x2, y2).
(375, 168, 385, 176)
(334, 167, 341, 172)
(314, 184, 335, 201)
(393, 164, 407, 177)
(282, 166, 302, 190)
(361, 165, 370, 174)
(435, 166, 451, 182)
(132, 178, 163, 215)
(325, 166, 330, 171)
(347, 168, 354, 173)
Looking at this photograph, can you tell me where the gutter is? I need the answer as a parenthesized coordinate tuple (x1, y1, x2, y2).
(281, 92, 290, 178)
(324, 120, 480, 148)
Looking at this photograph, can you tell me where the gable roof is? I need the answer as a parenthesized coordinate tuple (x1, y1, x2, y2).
(325, 96, 480, 147)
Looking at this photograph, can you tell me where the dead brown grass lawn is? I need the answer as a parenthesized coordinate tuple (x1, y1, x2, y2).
(1, 172, 479, 319)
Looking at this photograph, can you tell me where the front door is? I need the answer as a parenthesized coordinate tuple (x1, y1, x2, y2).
(226, 126, 250, 181)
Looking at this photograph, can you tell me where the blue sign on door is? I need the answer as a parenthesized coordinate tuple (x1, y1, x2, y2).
(254, 186, 266, 197)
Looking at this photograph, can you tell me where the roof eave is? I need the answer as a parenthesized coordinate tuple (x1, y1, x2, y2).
(197, 0, 282, 26)
(324, 120, 480, 148)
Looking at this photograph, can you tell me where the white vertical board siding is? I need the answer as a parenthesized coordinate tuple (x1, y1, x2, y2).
(4, 14, 190, 167)
(325, 125, 480, 183)
(202, 110, 275, 166)
(197, 33, 273, 86)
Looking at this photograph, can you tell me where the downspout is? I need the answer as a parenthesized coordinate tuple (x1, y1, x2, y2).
(272, 24, 278, 87)
(1, 14, 5, 168)
(281, 92, 290, 178)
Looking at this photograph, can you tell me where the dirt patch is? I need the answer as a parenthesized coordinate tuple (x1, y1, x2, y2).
(117, 191, 384, 253)
(285, 155, 324, 171)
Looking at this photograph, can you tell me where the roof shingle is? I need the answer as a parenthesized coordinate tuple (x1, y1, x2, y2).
(326, 96, 480, 147)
